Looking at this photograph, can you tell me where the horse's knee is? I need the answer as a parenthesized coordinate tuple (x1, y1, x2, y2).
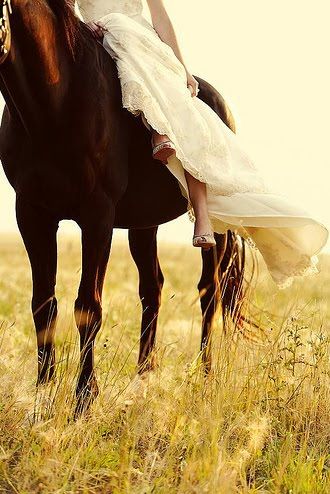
(198, 269, 217, 295)
(198, 275, 210, 295)
(74, 298, 102, 338)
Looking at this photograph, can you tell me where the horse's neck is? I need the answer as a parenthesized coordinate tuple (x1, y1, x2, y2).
(1, 1, 71, 134)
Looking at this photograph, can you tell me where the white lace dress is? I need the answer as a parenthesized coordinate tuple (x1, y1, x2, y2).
(76, 0, 328, 288)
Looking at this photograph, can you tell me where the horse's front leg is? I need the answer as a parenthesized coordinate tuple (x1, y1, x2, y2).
(74, 198, 115, 417)
(128, 227, 164, 373)
(198, 232, 227, 373)
(16, 198, 58, 384)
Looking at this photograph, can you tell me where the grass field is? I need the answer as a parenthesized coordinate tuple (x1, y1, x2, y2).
(0, 233, 329, 493)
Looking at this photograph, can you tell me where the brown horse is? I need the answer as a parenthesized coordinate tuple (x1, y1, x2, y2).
(0, 0, 245, 415)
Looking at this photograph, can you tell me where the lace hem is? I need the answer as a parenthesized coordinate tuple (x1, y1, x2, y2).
(275, 259, 320, 290)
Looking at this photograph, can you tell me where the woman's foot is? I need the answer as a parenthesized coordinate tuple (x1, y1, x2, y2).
(151, 131, 176, 164)
(193, 232, 216, 249)
(193, 220, 216, 250)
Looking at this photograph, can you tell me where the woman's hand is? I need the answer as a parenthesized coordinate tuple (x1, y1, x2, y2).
(186, 71, 199, 97)
(86, 21, 104, 40)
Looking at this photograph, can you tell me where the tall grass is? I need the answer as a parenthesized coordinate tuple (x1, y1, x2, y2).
(0, 233, 329, 493)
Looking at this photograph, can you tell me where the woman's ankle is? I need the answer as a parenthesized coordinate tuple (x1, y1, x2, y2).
(194, 217, 213, 236)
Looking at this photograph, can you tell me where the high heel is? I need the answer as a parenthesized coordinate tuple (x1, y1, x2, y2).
(151, 135, 176, 164)
(192, 232, 216, 250)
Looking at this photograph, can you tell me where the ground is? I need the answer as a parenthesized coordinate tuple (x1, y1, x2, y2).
(0, 233, 329, 493)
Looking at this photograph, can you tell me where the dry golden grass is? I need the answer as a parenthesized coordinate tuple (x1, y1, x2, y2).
(0, 233, 329, 493)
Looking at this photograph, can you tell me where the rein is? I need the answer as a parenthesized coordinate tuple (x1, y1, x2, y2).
(0, 0, 12, 64)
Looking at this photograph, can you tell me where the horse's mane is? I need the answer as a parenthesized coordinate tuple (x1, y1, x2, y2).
(47, 0, 83, 54)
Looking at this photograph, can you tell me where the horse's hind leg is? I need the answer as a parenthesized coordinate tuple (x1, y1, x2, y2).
(128, 227, 164, 373)
(198, 232, 227, 373)
(74, 201, 114, 417)
(16, 199, 58, 384)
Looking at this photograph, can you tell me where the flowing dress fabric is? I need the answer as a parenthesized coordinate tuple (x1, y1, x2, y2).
(76, 0, 328, 288)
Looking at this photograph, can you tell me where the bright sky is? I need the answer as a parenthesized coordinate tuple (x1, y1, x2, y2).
(0, 0, 328, 248)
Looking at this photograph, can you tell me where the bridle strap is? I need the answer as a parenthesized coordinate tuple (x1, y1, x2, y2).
(0, 0, 12, 65)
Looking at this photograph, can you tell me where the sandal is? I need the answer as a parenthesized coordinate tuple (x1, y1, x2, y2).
(193, 233, 216, 250)
(151, 135, 176, 164)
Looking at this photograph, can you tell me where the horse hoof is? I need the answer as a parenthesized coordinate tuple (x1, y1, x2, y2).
(74, 377, 99, 420)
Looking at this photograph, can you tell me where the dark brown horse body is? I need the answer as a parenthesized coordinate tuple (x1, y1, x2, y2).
(0, 0, 244, 415)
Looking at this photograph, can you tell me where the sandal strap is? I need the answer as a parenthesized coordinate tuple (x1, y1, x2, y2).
(152, 141, 175, 154)
(193, 233, 215, 240)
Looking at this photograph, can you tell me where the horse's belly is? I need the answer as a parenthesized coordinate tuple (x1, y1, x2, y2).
(114, 147, 188, 227)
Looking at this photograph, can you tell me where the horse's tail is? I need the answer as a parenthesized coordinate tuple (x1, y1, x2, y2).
(194, 77, 260, 335)
(220, 231, 256, 332)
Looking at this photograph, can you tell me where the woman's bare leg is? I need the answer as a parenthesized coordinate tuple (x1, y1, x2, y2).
(150, 127, 213, 243)
(184, 171, 213, 236)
